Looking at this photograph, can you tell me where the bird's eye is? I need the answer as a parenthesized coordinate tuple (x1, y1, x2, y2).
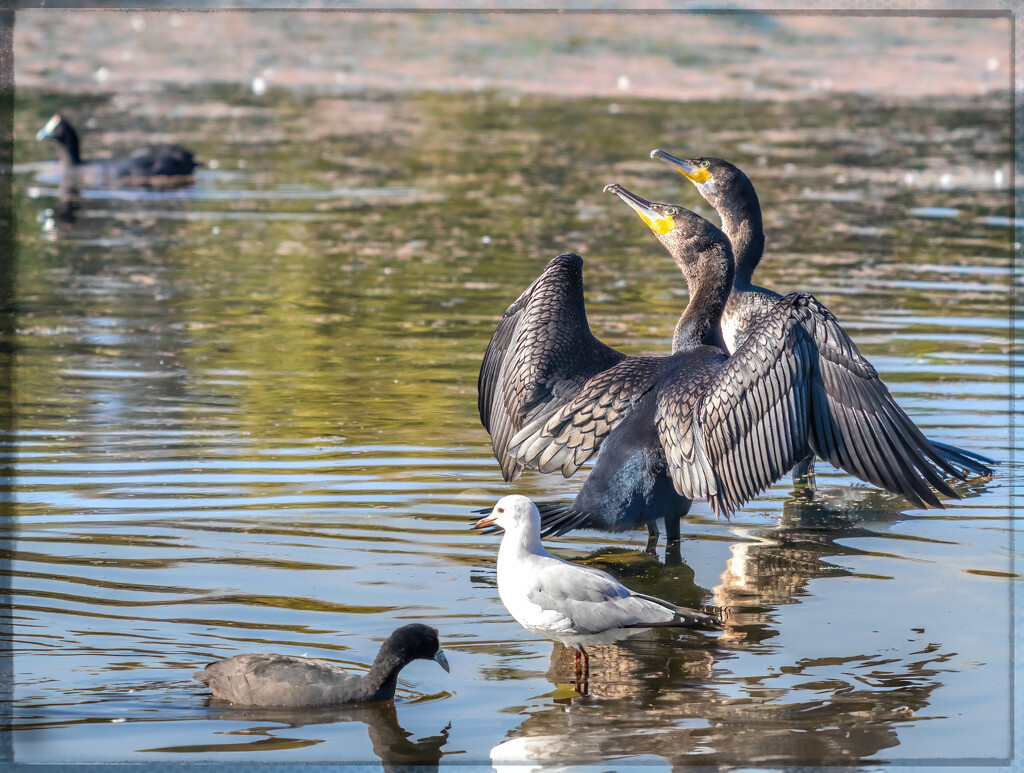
(700, 160, 710, 168)
(497, 507, 504, 513)
(665, 207, 676, 215)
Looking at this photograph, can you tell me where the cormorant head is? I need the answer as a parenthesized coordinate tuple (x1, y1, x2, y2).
(649, 150, 753, 215)
(604, 182, 732, 277)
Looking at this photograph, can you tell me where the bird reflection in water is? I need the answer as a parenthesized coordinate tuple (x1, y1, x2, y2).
(526, 544, 716, 697)
(37, 180, 83, 237)
(487, 484, 977, 767)
(493, 612, 953, 767)
(145, 701, 451, 771)
(714, 478, 989, 645)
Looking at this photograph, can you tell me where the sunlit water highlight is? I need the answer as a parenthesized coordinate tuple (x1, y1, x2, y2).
(5, 75, 1016, 769)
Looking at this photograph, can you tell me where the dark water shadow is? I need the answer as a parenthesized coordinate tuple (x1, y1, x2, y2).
(0, 10, 15, 765)
(142, 700, 451, 770)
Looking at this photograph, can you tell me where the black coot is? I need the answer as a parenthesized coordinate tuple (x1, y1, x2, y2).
(194, 624, 450, 707)
(36, 113, 200, 185)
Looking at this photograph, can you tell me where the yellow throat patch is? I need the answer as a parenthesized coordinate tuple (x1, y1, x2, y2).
(682, 166, 712, 185)
(639, 211, 677, 236)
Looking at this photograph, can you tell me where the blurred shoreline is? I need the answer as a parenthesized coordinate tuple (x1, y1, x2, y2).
(14, 11, 1012, 101)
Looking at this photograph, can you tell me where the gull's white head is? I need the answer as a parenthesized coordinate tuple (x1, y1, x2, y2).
(473, 494, 539, 534)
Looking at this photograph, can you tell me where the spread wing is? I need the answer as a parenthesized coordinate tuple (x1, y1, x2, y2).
(510, 355, 670, 477)
(478, 253, 625, 481)
(658, 293, 964, 516)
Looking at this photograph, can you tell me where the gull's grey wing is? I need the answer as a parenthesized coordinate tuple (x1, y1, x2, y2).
(658, 292, 964, 516)
(478, 253, 625, 481)
(525, 558, 673, 634)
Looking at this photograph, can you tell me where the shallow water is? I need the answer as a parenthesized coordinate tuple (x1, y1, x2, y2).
(5, 69, 1017, 768)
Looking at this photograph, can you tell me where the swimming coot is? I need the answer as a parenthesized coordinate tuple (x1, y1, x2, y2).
(194, 623, 449, 707)
(36, 113, 199, 185)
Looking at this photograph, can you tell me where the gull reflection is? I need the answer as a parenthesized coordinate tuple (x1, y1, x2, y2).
(491, 632, 951, 768)
(488, 486, 968, 767)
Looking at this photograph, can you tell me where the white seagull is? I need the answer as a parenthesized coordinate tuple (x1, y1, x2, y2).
(473, 494, 717, 673)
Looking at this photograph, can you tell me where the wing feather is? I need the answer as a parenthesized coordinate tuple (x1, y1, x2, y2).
(525, 559, 675, 633)
(477, 254, 625, 480)
(658, 293, 970, 516)
(512, 356, 669, 476)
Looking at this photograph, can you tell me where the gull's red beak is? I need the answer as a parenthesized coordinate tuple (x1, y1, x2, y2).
(473, 515, 497, 530)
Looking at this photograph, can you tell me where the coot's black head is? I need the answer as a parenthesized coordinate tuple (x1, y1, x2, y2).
(382, 623, 450, 672)
(650, 149, 756, 220)
(604, 182, 734, 290)
(37, 114, 75, 146)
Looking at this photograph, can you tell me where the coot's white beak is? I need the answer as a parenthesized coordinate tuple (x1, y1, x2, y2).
(433, 648, 450, 672)
(37, 114, 61, 141)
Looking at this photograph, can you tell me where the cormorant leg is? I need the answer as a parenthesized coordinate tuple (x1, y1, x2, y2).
(664, 540, 682, 566)
(663, 501, 688, 564)
(645, 521, 660, 554)
(665, 514, 681, 544)
(792, 455, 816, 494)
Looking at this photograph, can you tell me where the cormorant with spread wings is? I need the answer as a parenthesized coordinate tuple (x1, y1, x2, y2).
(477, 184, 990, 547)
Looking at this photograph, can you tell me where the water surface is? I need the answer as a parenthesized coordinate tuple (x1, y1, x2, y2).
(4, 70, 1016, 768)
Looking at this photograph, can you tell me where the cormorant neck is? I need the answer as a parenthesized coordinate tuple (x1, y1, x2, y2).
(671, 243, 733, 354)
(717, 181, 764, 289)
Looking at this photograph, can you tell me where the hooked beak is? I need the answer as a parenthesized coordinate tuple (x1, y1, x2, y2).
(604, 182, 677, 236)
(651, 149, 711, 184)
(433, 648, 450, 672)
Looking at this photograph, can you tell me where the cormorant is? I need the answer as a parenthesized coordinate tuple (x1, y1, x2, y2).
(477, 184, 990, 547)
(650, 149, 994, 488)
(36, 114, 200, 186)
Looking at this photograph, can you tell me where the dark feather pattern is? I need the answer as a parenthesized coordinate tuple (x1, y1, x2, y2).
(477, 198, 992, 543)
(657, 153, 993, 489)
(477, 253, 624, 481)
(511, 356, 669, 477)
(658, 293, 969, 517)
